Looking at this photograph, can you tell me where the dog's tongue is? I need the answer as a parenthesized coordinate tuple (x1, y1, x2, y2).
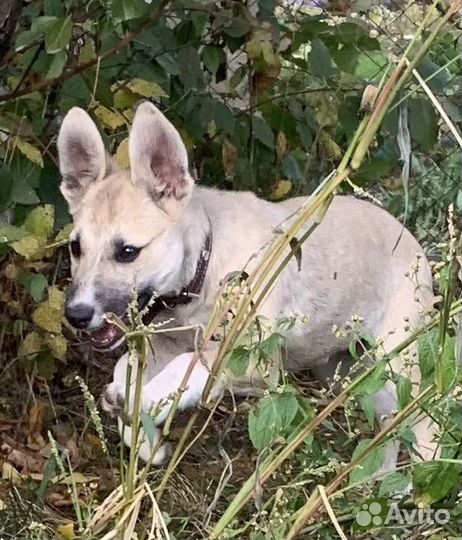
(89, 322, 123, 350)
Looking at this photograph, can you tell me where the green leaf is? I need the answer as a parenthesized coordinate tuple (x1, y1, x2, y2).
(38, 456, 57, 500)
(248, 390, 298, 450)
(415, 58, 449, 93)
(397, 375, 412, 409)
(419, 330, 438, 375)
(259, 333, 284, 358)
(355, 153, 396, 182)
(45, 334, 67, 360)
(252, 116, 274, 149)
(32, 287, 65, 334)
(230, 65, 246, 90)
(210, 100, 234, 134)
(281, 154, 302, 182)
(440, 334, 457, 393)
(227, 346, 251, 377)
(356, 51, 387, 81)
(336, 22, 369, 44)
(46, 50, 67, 79)
(191, 11, 208, 35)
(296, 121, 313, 150)
(126, 78, 168, 99)
(349, 439, 385, 484)
(0, 225, 27, 243)
(0, 166, 13, 211)
(202, 46, 226, 75)
(30, 274, 50, 303)
(32, 16, 59, 33)
(408, 98, 438, 151)
(15, 17, 57, 51)
(11, 176, 40, 205)
(309, 38, 335, 78)
(224, 17, 251, 38)
(19, 331, 43, 359)
(25, 205, 54, 238)
(15, 138, 43, 167)
(15, 30, 42, 51)
(94, 106, 126, 131)
(413, 461, 460, 504)
(178, 46, 205, 89)
(378, 472, 410, 496)
(419, 329, 438, 388)
(45, 17, 72, 54)
(18, 271, 48, 302)
(319, 130, 342, 161)
(112, 0, 150, 23)
(351, 359, 387, 397)
(156, 53, 181, 75)
(35, 350, 57, 379)
(140, 412, 157, 446)
(11, 235, 47, 260)
(330, 44, 359, 74)
(59, 74, 90, 110)
(359, 395, 375, 428)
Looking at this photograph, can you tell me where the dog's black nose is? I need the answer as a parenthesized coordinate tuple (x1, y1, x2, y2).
(65, 304, 94, 329)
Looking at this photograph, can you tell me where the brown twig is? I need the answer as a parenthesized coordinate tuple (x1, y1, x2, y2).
(0, 0, 169, 104)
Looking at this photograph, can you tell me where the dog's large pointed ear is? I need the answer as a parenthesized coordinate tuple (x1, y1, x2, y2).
(57, 107, 106, 213)
(129, 102, 194, 214)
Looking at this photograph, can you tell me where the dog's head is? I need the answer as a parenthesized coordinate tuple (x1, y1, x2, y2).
(57, 102, 194, 349)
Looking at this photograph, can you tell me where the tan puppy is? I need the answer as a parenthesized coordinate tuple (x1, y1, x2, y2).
(57, 102, 437, 467)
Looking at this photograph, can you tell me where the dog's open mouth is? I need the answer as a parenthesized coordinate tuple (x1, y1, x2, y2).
(86, 289, 159, 351)
(88, 319, 125, 351)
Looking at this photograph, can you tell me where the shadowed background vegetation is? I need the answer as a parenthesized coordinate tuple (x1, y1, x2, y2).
(0, 0, 460, 538)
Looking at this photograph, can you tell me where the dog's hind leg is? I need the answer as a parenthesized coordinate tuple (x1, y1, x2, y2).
(310, 351, 355, 390)
(372, 292, 439, 473)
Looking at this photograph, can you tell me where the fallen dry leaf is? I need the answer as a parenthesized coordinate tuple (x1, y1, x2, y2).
(27, 402, 47, 449)
(84, 433, 105, 458)
(47, 490, 74, 508)
(1, 437, 46, 474)
(0, 418, 20, 432)
(2, 461, 23, 485)
(65, 436, 81, 468)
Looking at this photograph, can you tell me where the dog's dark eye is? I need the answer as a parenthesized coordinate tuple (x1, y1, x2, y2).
(70, 239, 81, 258)
(115, 245, 141, 263)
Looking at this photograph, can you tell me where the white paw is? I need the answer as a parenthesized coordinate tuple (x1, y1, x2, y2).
(139, 353, 211, 424)
(101, 382, 125, 418)
(118, 418, 171, 465)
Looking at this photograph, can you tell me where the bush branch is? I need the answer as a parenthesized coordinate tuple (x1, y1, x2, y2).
(0, 1, 169, 104)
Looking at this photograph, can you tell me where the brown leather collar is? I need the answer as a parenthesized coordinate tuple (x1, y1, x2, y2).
(149, 225, 213, 315)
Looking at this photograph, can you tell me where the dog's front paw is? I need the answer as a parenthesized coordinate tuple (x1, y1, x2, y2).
(101, 382, 125, 418)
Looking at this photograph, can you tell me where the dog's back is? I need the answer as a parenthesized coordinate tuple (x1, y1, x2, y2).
(187, 189, 432, 367)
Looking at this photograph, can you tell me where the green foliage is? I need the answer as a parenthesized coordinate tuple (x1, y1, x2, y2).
(418, 327, 459, 393)
(248, 387, 298, 450)
(378, 471, 410, 496)
(413, 461, 460, 504)
(1, 0, 458, 212)
(349, 439, 385, 485)
(351, 358, 388, 397)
